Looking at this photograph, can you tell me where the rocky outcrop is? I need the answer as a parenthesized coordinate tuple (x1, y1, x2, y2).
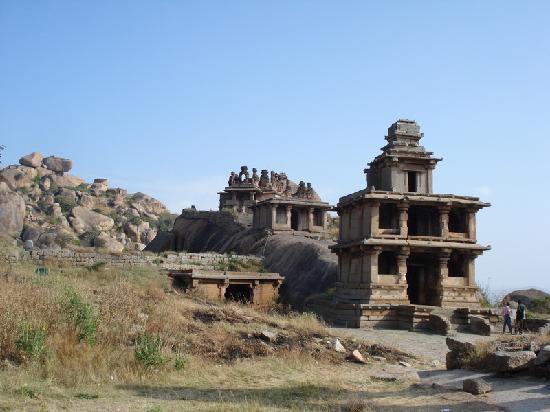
(71, 207, 115, 234)
(43, 156, 72, 173)
(19, 152, 43, 168)
(502, 288, 550, 309)
(1, 152, 175, 251)
(0, 182, 25, 239)
(488, 351, 536, 373)
(146, 210, 337, 308)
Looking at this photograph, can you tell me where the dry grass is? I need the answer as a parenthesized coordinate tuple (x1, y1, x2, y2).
(0, 262, 429, 411)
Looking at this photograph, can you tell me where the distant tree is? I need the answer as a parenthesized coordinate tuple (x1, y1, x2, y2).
(0, 145, 5, 166)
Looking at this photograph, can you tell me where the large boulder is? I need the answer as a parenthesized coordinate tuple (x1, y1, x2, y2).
(0, 165, 37, 189)
(70, 206, 114, 234)
(131, 192, 168, 216)
(96, 233, 124, 253)
(488, 351, 536, 373)
(50, 174, 84, 188)
(445, 337, 477, 370)
(0, 182, 26, 238)
(463, 378, 492, 395)
(19, 152, 43, 168)
(43, 156, 72, 174)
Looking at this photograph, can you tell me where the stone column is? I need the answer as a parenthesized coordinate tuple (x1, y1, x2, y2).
(438, 204, 451, 238)
(250, 192, 255, 201)
(271, 205, 277, 229)
(370, 201, 380, 236)
(467, 252, 480, 286)
(398, 202, 409, 238)
(368, 247, 382, 284)
(467, 210, 477, 241)
(286, 205, 292, 229)
(308, 207, 314, 232)
(438, 249, 451, 284)
(397, 247, 410, 284)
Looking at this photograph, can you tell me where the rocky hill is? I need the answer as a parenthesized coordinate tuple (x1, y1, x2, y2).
(0, 152, 175, 252)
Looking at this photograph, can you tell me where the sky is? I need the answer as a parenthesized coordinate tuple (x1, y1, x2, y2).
(1, 1, 549, 294)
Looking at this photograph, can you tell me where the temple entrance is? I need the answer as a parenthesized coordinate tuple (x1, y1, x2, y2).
(224, 284, 252, 303)
(291, 209, 299, 230)
(406, 253, 440, 306)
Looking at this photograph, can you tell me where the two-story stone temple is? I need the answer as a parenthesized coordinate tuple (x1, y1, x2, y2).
(310, 119, 491, 329)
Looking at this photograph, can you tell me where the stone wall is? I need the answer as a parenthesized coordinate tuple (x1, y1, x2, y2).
(0, 248, 262, 271)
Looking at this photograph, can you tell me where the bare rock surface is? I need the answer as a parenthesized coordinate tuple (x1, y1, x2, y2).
(50, 174, 85, 188)
(534, 345, 550, 365)
(19, 152, 43, 168)
(0, 182, 26, 238)
(0, 165, 37, 189)
(71, 207, 115, 234)
(463, 378, 492, 395)
(488, 350, 536, 373)
(43, 156, 72, 173)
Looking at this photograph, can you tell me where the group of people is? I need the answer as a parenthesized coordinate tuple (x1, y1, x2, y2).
(501, 300, 527, 334)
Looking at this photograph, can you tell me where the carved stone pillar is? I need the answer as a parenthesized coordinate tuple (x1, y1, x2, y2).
(370, 201, 380, 236)
(398, 202, 409, 238)
(467, 252, 480, 286)
(308, 207, 314, 232)
(438, 249, 451, 283)
(397, 247, 410, 284)
(250, 192, 255, 201)
(368, 246, 382, 284)
(467, 210, 477, 241)
(438, 204, 451, 238)
(286, 205, 292, 228)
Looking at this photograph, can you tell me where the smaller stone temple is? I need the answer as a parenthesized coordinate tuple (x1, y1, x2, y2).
(219, 166, 332, 233)
(169, 269, 283, 306)
(251, 181, 331, 234)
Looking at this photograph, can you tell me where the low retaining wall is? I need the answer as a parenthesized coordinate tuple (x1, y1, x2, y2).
(0, 248, 262, 271)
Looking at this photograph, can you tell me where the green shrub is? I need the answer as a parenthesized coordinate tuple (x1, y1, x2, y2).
(174, 353, 188, 370)
(530, 297, 550, 315)
(62, 288, 99, 345)
(128, 215, 142, 226)
(15, 322, 46, 360)
(79, 230, 100, 247)
(135, 332, 165, 367)
(154, 213, 176, 232)
(54, 194, 77, 215)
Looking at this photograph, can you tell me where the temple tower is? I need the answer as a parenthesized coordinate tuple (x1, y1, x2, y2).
(326, 120, 490, 327)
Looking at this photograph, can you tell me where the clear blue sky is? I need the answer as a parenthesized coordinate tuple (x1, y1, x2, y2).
(1, 1, 549, 294)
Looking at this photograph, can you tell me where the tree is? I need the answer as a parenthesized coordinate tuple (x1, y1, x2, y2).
(0, 145, 5, 166)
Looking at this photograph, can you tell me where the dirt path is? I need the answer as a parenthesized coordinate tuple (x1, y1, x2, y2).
(335, 327, 492, 363)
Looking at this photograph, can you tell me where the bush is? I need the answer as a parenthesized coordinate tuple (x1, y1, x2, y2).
(135, 332, 165, 367)
(54, 195, 77, 215)
(15, 322, 46, 360)
(530, 297, 550, 314)
(79, 230, 100, 247)
(153, 213, 176, 232)
(174, 352, 188, 370)
(62, 288, 99, 345)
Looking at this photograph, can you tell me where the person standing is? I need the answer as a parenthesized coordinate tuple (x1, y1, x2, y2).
(516, 300, 527, 334)
(501, 302, 513, 334)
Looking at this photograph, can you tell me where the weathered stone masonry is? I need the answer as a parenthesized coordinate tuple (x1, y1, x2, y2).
(0, 248, 262, 271)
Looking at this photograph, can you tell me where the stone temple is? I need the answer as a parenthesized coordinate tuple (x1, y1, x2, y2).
(219, 166, 331, 235)
(310, 119, 491, 329)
